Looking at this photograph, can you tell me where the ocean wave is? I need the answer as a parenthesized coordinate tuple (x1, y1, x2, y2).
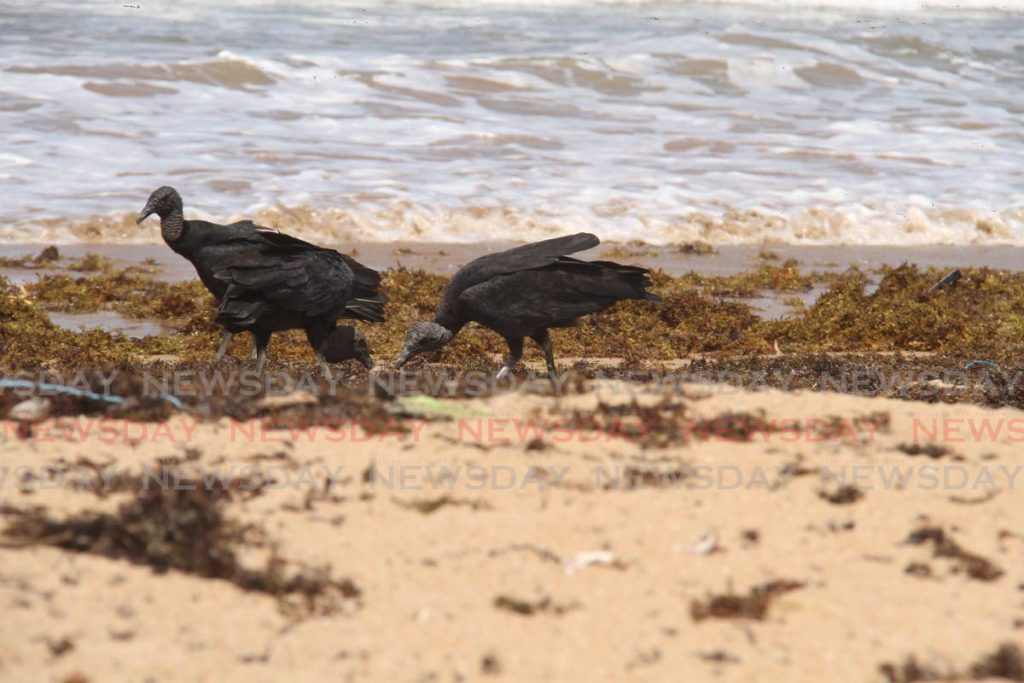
(7, 52, 279, 92)
(450, 0, 1024, 10)
(6, 202, 1024, 247)
(3, 0, 1023, 247)
(10, 0, 1024, 14)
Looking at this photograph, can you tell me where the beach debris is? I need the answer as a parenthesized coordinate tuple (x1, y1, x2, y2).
(693, 410, 779, 442)
(965, 359, 999, 371)
(493, 594, 577, 617)
(897, 443, 955, 460)
(969, 644, 1024, 681)
(601, 242, 658, 259)
(234, 386, 395, 432)
(36, 245, 60, 263)
(697, 650, 741, 665)
(776, 456, 818, 484)
(567, 397, 690, 449)
(0, 478, 361, 617)
(677, 241, 716, 256)
(923, 377, 957, 392)
(827, 520, 856, 534)
(949, 489, 1000, 505)
(689, 530, 720, 556)
(617, 464, 688, 490)
(690, 579, 805, 622)
(879, 642, 1024, 683)
(818, 484, 864, 505)
(8, 396, 50, 423)
(904, 526, 1003, 582)
(0, 379, 184, 422)
(254, 389, 318, 410)
(391, 394, 485, 419)
(1, 379, 122, 405)
(929, 268, 961, 292)
(524, 436, 547, 451)
(740, 529, 761, 547)
(46, 636, 74, 658)
(563, 549, 627, 575)
(487, 543, 561, 565)
(68, 252, 113, 273)
(393, 495, 491, 515)
(904, 562, 933, 578)
(8, 396, 50, 439)
(481, 652, 502, 675)
(6, 259, 1024, 403)
(0, 248, 58, 269)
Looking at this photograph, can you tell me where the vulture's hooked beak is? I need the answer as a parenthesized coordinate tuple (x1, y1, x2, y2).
(356, 347, 375, 370)
(394, 349, 412, 369)
(136, 202, 156, 225)
(349, 330, 374, 370)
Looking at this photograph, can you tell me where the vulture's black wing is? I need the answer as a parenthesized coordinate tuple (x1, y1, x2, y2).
(452, 233, 600, 292)
(458, 257, 661, 335)
(190, 226, 356, 318)
(192, 221, 386, 321)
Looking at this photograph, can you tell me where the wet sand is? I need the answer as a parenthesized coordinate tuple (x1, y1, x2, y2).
(6, 240, 1024, 278)
(5, 243, 1024, 282)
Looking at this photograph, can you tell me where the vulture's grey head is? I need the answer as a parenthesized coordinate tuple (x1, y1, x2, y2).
(396, 322, 452, 368)
(323, 326, 375, 369)
(136, 186, 183, 224)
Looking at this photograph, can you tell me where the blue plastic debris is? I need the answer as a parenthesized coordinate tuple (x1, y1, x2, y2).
(0, 379, 183, 409)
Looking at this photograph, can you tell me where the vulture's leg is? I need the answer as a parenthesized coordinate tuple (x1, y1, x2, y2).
(530, 329, 558, 382)
(304, 322, 333, 381)
(253, 330, 272, 374)
(495, 336, 524, 380)
(214, 330, 233, 363)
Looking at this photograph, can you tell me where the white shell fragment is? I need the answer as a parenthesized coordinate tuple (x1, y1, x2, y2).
(8, 397, 51, 423)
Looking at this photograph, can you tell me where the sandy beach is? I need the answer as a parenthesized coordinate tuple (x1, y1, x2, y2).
(5, 0, 1024, 679)
(3, 237, 1024, 683)
(2, 378, 1022, 682)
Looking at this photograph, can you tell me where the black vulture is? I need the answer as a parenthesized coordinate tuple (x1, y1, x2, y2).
(137, 186, 384, 376)
(395, 233, 662, 379)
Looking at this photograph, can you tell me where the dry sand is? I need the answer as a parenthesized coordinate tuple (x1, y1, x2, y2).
(1, 378, 1022, 682)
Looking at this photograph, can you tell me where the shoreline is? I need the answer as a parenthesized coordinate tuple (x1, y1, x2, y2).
(4, 241, 1021, 335)
(4, 243, 1024, 282)
(6, 240, 1024, 372)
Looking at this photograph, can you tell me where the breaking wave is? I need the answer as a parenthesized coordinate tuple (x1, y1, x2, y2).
(2, 0, 1023, 245)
